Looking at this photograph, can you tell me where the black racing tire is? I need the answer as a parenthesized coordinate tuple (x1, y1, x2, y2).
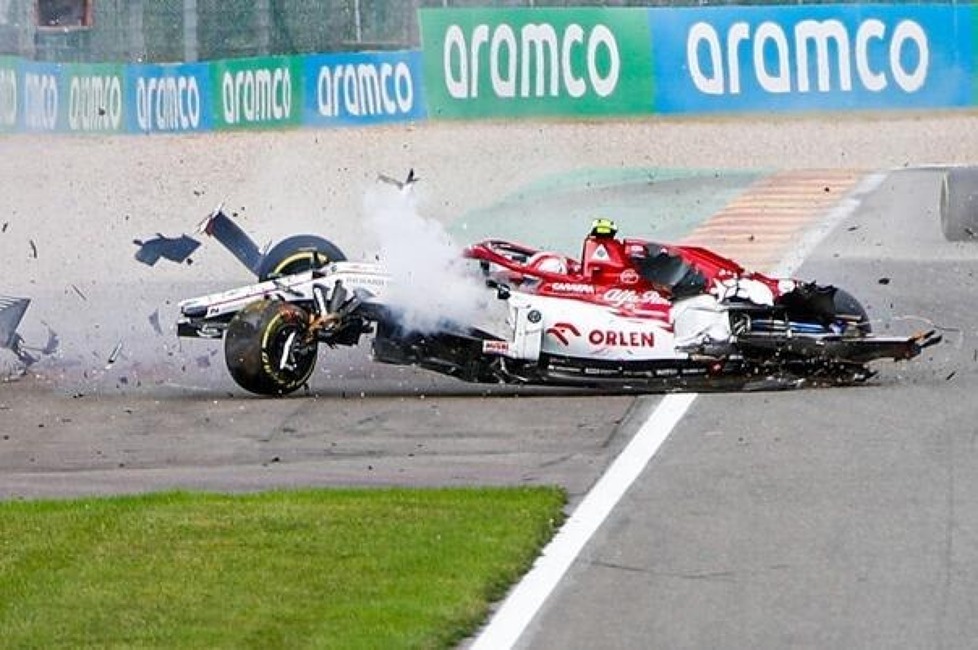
(224, 300, 317, 396)
(833, 287, 872, 335)
(256, 235, 346, 281)
(940, 167, 978, 241)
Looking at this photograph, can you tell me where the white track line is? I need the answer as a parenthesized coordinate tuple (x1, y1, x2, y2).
(469, 171, 888, 650)
(470, 392, 696, 650)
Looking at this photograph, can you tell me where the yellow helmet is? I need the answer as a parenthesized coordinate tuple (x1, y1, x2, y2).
(590, 218, 618, 237)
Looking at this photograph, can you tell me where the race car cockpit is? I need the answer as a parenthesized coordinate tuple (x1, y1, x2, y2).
(581, 218, 708, 297)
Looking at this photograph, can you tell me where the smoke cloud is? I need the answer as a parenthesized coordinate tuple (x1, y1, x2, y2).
(363, 181, 493, 335)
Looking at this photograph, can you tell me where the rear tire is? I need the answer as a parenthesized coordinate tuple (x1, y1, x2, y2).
(257, 235, 346, 281)
(224, 300, 317, 396)
(940, 167, 978, 241)
(833, 288, 871, 334)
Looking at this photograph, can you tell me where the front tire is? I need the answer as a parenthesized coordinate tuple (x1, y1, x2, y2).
(224, 300, 317, 396)
(940, 167, 978, 241)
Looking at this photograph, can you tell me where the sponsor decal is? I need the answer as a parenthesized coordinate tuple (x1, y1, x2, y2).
(0, 65, 15, 127)
(588, 329, 655, 347)
(347, 275, 387, 288)
(483, 340, 511, 355)
(135, 74, 202, 132)
(303, 50, 426, 126)
(420, 8, 654, 117)
(603, 288, 670, 308)
(546, 321, 581, 346)
(619, 269, 640, 285)
(591, 244, 610, 261)
(222, 66, 292, 124)
(649, 4, 970, 112)
(686, 17, 928, 96)
(317, 61, 413, 118)
(442, 21, 621, 100)
(68, 73, 123, 131)
(24, 71, 58, 131)
(549, 282, 594, 294)
(211, 57, 301, 129)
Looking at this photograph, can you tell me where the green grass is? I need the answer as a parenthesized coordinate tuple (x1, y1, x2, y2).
(0, 487, 565, 649)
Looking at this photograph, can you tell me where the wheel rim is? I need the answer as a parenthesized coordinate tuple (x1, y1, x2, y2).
(271, 251, 330, 278)
(262, 313, 315, 384)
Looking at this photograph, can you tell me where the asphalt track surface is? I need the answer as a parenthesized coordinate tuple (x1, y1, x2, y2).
(519, 169, 978, 649)
(0, 126, 975, 649)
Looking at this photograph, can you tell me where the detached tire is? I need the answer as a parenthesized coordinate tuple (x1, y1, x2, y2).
(224, 300, 317, 396)
(940, 167, 978, 241)
(257, 235, 346, 281)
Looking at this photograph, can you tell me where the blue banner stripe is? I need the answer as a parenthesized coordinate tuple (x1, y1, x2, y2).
(649, 3, 973, 113)
(303, 50, 427, 126)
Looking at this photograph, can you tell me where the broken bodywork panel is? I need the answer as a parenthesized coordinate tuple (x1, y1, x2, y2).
(0, 294, 39, 366)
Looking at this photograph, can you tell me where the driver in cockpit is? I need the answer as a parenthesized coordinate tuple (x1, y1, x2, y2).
(582, 217, 707, 296)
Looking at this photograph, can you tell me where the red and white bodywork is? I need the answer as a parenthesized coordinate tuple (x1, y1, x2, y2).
(177, 223, 937, 396)
(464, 235, 789, 363)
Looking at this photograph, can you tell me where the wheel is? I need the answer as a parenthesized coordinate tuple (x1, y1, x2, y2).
(224, 300, 317, 396)
(940, 167, 978, 241)
(833, 288, 871, 334)
(256, 234, 346, 281)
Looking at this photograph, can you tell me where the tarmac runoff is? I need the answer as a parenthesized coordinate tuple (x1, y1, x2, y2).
(469, 171, 887, 650)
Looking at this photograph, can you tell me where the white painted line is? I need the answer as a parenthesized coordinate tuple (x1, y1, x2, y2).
(471, 170, 886, 650)
(470, 392, 697, 650)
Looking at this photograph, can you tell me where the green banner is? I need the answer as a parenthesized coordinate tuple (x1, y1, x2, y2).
(62, 63, 126, 133)
(0, 56, 16, 131)
(419, 8, 654, 119)
(211, 56, 302, 130)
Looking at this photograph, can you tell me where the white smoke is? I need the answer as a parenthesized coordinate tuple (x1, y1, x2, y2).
(363, 181, 492, 334)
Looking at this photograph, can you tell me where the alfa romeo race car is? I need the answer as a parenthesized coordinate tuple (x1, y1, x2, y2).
(175, 205, 938, 396)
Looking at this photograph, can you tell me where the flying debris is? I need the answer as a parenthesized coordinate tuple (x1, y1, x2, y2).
(0, 295, 29, 350)
(0, 295, 46, 366)
(377, 168, 419, 192)
(105, 341, 124, 369)
(39, 326, 59, 356)
(148, 309, 163, 336)
(195, 204, 263, 274)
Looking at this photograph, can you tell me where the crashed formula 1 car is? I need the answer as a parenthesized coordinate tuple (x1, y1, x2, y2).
(176, 207, 939, 396)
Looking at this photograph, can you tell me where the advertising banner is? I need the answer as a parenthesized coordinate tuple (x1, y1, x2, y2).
(20, 60, 62, 133)
(210, 55, 302, 130)
(62, 63, 127, 133)
(0, 55, 16, 131)
(419, 7, 654, 118)
(125, 62, 212, 134)
(648, 3, 973, 113)
(303, 50, 427, 127)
